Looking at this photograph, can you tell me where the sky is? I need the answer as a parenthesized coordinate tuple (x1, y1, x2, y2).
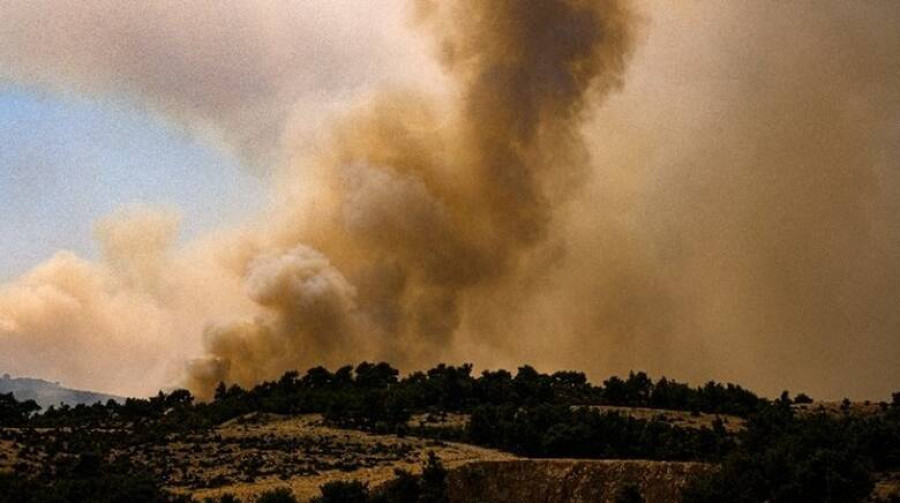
(0, 0, 898, 401)
(0, 86, 265, 281)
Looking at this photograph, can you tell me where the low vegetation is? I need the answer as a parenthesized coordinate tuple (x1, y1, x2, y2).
(1, 362, 899, 502)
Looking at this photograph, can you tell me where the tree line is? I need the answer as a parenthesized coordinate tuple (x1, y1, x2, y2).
(2, 362, 900, 502)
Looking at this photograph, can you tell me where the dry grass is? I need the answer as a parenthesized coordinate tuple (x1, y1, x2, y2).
(407, 412, 469, 430)
(793, 400, 890, 419)
(0, 438, 18, 472)
(164, 414, 512, 501)
(871, 471, 900, 502)
(583, 406, 746, 433)
(0, 414, 511, 501)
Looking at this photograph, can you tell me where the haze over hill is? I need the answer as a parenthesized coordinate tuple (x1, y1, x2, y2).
(0, 373, 122, 410)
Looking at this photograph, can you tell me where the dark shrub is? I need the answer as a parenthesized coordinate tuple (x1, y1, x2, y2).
(257, 487, 298, 503)
(419, 452, 448, 503)
(312, 481, 369, 503)
(615, 484, 644, 503)
(794, 393, 813, 404)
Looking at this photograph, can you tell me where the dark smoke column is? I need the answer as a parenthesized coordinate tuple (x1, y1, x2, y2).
(186, 0, 635, 398)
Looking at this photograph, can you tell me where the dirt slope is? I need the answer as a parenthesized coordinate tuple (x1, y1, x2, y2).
(446, 459, 714, 503)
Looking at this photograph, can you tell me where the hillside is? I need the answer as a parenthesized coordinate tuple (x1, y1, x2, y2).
(1, 362, 899, 502)
(1, 412, 511, 502)
(0, 374, 122, 409)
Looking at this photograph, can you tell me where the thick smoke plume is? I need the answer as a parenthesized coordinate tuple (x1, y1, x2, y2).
(1, 1, 899, 400)
(185, 0, 635, 396)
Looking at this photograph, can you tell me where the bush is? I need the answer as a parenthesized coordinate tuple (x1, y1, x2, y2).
(467, 404, 732, 461)
(371, 470, 420, 503)
(203, 495, 241, 503)
(615, 484, 644, 503)
(0, 392, 40, 426)
(315, 455, 450, 503)
(0, 456, 175, 503)
(683, 411, 874, 503)
(312, 481, 369, 503)
(794, 393, 813, 404)
(419, 452, 448, 503)
(257, 487, 298, 503)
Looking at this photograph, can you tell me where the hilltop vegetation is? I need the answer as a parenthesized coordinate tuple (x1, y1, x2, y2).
(1, 362, 900, 502)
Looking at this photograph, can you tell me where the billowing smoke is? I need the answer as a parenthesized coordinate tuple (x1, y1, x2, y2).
(1, 1, 899, 400)
(185, 0, 635, 396)
(0, 207, 183, 394)
(0, 206, 259, 396)
(185, 245, 363, 392)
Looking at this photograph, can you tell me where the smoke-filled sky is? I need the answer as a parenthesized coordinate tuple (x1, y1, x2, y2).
(0, 1, 898, 400)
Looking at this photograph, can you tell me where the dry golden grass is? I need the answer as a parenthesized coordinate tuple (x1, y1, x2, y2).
(407, 412, 469, 430)
(163, 414, 512, 501)
(793, 400, 890, 419)
(0, 438, 18, 472)
(583, 406, 746, 433)
(0, 414, 511, 501)
(871, 471, 900, 502)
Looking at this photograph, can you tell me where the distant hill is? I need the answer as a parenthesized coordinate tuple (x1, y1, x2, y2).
(0, 373, 122, 409)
